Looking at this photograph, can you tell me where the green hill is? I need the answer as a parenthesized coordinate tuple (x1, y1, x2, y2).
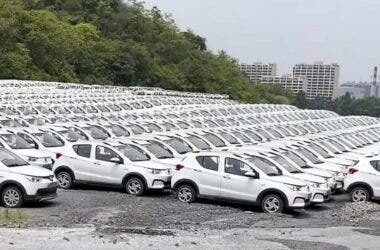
(0, 0, 293, 104)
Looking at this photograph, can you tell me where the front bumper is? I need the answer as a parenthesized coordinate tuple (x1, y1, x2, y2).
(147, 175, 172, 190)
(25, 182, 58, 202)
(288, 191, 312, 208)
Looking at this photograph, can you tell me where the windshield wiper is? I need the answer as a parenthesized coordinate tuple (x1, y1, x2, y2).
(267, 173, 280, 176)
(290, 170, 303, 174)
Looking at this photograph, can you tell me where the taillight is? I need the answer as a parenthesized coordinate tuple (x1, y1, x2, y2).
(348, 168, 358, 174)
(176, 164, 184, 171)
(56, 153, 63, 159)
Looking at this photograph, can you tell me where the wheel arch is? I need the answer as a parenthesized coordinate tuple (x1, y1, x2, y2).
(257, 188, 289, 208)
(172, 179, 199, 195)
(0, 181, 27, 201)
(122, 172, 148, 188)
(347, 182, 374, 196)
(54, 166, 75, 181)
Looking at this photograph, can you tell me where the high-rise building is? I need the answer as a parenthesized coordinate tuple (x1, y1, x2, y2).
(239, 63, 277, 84)
(260, 75, 307, 94)
(338, 82, 372, 99)
(293, 62, 340, 100)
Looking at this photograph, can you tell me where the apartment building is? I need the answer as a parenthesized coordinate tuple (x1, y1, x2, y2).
(260, 75, 307, 94)
(239, 63, 277, 84)
(293, 62, 340, 100)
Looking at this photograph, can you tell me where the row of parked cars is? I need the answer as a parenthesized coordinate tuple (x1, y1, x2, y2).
(0, 80, 379, 213)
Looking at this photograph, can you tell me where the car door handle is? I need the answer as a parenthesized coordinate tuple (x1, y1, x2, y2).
(194, 169, 202, 172)
(223, 175, 231, 179)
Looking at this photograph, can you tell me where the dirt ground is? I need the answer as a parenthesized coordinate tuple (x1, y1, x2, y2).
(0, 187, 379, 249)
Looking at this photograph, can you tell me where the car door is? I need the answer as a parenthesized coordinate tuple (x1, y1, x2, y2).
(369, 160, 380, 197)
(90, 145, 124, 185)
(193, 155, 222, 197)
(70, 144, 94, 181)
(220, 157, 263, 202)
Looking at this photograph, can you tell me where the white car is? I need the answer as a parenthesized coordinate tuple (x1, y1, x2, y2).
(172, 152, 312, 213)
(52, 141, 171, 195)
(0, 148, 57, 208)
(344, 158, 380, 202)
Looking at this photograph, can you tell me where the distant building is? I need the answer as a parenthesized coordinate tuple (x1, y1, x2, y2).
(338, 82, 372, 99)
(293, 62, 340, 100)
(239, 63, 277, 84)
(260, 75, 307, 94)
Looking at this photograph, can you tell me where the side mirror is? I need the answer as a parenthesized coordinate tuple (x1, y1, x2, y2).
(245, 171, 258, 178)
(110, 157, 123, 164)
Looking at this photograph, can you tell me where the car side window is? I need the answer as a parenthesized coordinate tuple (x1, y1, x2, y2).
(73, 144, 91, 158)
(95, 145, 122, 163)
(225, 158, 252, 176)
(370, 160, 380, 172)
(196, 156, 219, 171)
(17, 133, 37, 149)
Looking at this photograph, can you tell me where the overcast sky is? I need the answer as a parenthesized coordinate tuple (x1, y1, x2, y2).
(141, 0, 380, 82)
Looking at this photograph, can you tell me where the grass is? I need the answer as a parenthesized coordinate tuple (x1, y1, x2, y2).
(0, 209, 27, 226)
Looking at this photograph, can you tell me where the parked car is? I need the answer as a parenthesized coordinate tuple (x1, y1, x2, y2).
(344, 157, 380, 202)
(0, 148, 57, 208)
(172, 152, 312, 213)
(52, 141, 172, 195)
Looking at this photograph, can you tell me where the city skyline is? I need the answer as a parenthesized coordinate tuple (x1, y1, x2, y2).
(142, 0, 380, 82)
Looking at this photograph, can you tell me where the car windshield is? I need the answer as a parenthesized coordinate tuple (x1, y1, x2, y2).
(83, 126, 109, 140)
(295, 147, 322, 164)
(203, 133, 226, 147)
(58, 130, 86, 142)
(0, 148, 29, 167)
(244, 131, 262, 141)
(329, 140, 347, 151)
(283, 151, 310, 168)
(116, 144, 150, 161)
(309, 143, 331, 158)
(145, 141, 173, 159)
(0, 134, 33, 149)
(105, 125, 129, 137)
(164, 138, 192, 154)
(33, 132, 64, 147)
(232, 132, 251, 143)
(125, 124, 144, 134)
(218, 132, 239, 144)
(186, 135, 211, 150)
(320, 141, 340, 154)
(270, 154, 302, 173)
(247, 157, 281, 176)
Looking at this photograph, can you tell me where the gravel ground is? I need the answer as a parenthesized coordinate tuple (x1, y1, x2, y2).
(0, 186, 379, 249)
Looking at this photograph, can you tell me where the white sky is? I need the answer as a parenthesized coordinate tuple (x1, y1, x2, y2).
(139, 0, 380, 82)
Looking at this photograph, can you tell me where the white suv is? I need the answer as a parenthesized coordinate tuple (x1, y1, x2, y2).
(344, 158, 380, 202)
(0, 148, 57, 208)
(52, 142, 171, 195)
(172, 152, 312, 213)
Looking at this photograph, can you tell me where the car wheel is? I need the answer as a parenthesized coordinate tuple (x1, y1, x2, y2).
(261, 194, 284, 213)
(126, 177, 145, 196)
(2, 186, 23, 208)
(350, 187, 370, 202)
(56, 171, 73, 189)
(176, 184, 196, 203)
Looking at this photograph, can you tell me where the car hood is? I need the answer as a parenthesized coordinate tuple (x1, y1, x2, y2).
(302, 168, 333, 178)
(10, 165, 53, 177)
(326, 157, 354, 166)
(312, 162, 345, 173)
(287, 172, 325, 184)
(268, 175, 308, 186)
(13, 149, 50, 158)
(131, 161, 170, 170)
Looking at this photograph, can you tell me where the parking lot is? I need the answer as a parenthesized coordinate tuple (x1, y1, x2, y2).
(0, 187, 378, 249)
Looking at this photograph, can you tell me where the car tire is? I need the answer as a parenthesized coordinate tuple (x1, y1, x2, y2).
(176, 184, 196, 203)
(350, 186, 370, 202)
(56, 171, 73, 189)
(126, 177, 145, 196)
(2, 186, 23, 208)
(261, 194, 284, 213)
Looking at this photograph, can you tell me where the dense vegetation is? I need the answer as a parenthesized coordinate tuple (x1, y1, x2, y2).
(293, 91, 380, 117)
(0, 0, 293, 104)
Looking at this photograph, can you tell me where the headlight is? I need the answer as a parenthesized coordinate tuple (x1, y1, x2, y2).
(285, 184, 309, 192)
(24, 175, 42, 182)
(337, 172, 344, 177)
(312, 183, 321, 188)
(27, 156, 38, 162)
